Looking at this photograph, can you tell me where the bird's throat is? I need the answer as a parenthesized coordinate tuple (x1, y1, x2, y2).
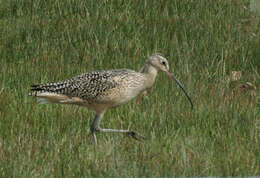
(140, 63, 158, 89)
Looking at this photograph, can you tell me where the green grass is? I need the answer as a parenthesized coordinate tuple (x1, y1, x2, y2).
(0, 0, 259, 176)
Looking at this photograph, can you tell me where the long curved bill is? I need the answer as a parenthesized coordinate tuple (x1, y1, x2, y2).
(166, 71, 193, 109)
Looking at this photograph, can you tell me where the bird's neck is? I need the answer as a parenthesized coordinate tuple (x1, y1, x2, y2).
(140, 63, 158, 88)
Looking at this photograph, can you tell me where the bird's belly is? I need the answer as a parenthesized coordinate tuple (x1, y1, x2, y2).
(110, 87, 145, 107)
(86, 93, 137, 113)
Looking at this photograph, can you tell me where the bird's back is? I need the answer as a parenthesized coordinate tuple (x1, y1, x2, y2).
(29, 69, 148, 110)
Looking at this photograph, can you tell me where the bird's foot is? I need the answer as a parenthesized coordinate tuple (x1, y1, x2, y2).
(126, 131, 145, 141)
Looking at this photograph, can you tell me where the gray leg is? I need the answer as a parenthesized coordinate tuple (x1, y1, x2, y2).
(90, 114, 145, 145)
(90, 114, 102, 145)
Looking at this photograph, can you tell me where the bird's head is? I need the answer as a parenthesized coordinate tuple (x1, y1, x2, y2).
(147, 53, 193, 109)
(147, 53, 170, 73)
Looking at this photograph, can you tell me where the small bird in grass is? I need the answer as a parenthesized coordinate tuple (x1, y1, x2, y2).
(29, 53, 193, 145)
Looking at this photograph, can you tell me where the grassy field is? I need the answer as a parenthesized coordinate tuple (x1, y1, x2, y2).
(0, 0, 259, 176)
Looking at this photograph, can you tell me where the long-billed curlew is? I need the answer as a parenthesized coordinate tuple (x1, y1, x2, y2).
(29, 53, 193, 145)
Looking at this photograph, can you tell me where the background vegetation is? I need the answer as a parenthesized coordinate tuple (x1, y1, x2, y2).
(0, 0, 259, 176)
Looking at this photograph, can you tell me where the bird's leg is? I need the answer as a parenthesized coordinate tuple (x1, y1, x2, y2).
(90, 114, 145, 145)
(90, 114, 103, 146)
(99, 128, 145, 141)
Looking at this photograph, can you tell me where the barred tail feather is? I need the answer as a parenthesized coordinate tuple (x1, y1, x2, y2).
(29, 91, 85, 105)
(29, 84, 45, 96)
